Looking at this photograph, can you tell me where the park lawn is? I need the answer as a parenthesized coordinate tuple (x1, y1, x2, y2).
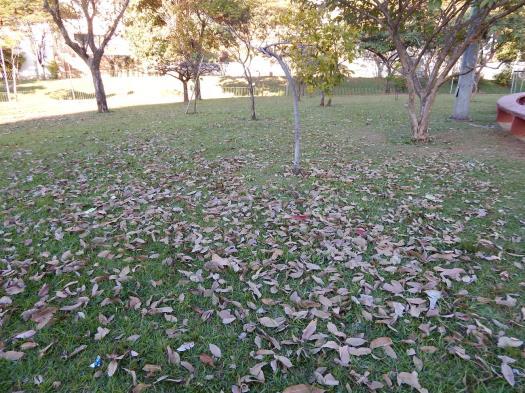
(0, 94, 524, 393)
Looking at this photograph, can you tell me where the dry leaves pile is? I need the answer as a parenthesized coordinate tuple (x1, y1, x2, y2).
(0, 135, 523, 392)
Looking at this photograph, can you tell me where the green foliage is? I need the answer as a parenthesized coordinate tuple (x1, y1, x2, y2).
(126, 0, 235, 73)
(0, 47, 25, 76)
(494, 67, 512, 87)
(386, 75, 407, 91)
(280, 5, 358, 97)
(47, 59, 60, 79)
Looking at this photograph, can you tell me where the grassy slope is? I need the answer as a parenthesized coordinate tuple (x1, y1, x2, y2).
(0, 95, 524, 393)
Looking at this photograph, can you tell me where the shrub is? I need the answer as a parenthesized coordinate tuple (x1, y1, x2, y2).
(47, 60, 60, 80)
(494, 67, 512, 87)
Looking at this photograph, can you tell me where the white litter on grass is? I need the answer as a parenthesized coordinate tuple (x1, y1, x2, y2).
(425, 290, 442, 310)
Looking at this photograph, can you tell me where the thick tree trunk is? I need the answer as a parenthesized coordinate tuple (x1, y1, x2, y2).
(182, 80, 189, 103)
(320, 91, 325, 106)
(407, 88, 439, 142)
(452, 4, 479, 120)
(452, 40, 479, 120)
(0, 47, 11, 102)
(89, 60, 109, 113)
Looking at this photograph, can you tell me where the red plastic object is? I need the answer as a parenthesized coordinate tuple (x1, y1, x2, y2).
(496, 93, 525, 138)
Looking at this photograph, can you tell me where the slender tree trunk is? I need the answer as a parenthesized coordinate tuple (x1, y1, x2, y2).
(242, 64, 256, 120)
(320, 91, 325, 106)
(385, 66, 393, 93)
(0, 47, 11, 102)
(276, 57, 301, 173)
(11, 53, 17, 100)
(89, 59, 109, 113)
(326, 96, 332, 107)
(473, 69, 482, 93)
(182, 80, 189, 103)
(452, 4, 479, 120)
(195, 77, 202, 100)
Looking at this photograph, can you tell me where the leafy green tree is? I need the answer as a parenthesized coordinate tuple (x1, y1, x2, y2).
(127, 0, 225, 110)
(328, 0, 525, 142)
(208, 0, 273, 120)
(281, 5, 357, 106)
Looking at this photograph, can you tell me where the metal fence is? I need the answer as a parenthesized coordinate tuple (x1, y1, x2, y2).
(221, 86, 286, 97)
(221, 84, 406, 98)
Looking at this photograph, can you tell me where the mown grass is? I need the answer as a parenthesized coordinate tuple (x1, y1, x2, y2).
(1, 94, 524, 392)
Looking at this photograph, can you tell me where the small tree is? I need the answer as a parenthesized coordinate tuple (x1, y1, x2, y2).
(209, 0, 273, 120)
(329, 0, 525, 141)
(158, 61, 220, 103)
(281, 6, 357, 107)
(259, 43, 301, 174)
(44, 0, 130, 112)
(127, 0, 223, 110)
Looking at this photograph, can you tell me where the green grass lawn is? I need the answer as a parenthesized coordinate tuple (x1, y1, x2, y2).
(1, 95, 524, 392)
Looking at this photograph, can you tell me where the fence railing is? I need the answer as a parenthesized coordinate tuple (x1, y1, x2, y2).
(221, 84, 406, 97)
(221, 86, 287, 97)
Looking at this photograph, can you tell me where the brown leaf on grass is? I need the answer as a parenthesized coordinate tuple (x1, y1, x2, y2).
(283, 384, 325, 393)
(14, 329, 36, 340)
(497, 337, 523, 348)
(397, 371, 428, 393)
(62, 344, 86, 359)
(209, 343, 222, 358)
(107, 360, 119, 377)
(132, 383, 151, 393)
(218, 309, 236, 324)
(94, 327, 110, 341)
(166, 346, 180, 365)
(142, 364, 161, 376)
(30, 307, 57, 329)
(258, 316, 284, 328)
(60, 297, 89, 311)
(275, 355, 293, 368)
(0, 351, 25, 361)
(348, 347, 371, 356)
(204, 254, 230, 271)
(301, 319, 317, 341)
(370, 337, 393, 350)
(199, 353, 214, 367)
(4, 278, 25, 295)
(501, 362, 515, 386)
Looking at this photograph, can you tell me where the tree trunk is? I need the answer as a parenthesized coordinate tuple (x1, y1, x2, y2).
(452, 5, 480, 120)
(0, 47, 11, 102)
(326, 96, 332, 107)
(384, 66, 393, 93)
(11, 53, 17, 100)
(182, 80, 189, 103)
(320, 91, 325, 106)
(407, 88, 439, 142)
(89, 60, 109, 113)
(452, 40, 479, 120)
(242, 65, 257, 120)
(195, 78, 202, 100)
(276, 57, 301, 173)
(248, 81, 256, 120)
